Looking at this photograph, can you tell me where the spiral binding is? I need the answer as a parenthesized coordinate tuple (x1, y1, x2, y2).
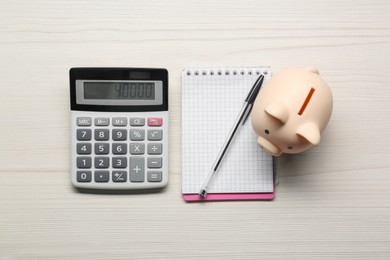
(185, 67, 270, 77)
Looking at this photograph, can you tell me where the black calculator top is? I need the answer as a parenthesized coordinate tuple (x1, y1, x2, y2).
(70, 68, 168, 112)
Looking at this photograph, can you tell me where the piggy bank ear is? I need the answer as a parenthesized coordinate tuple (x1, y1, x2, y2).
(296, 123, 321, 145)
(305, 66, 320, 75)
(265, 102, 289, 124)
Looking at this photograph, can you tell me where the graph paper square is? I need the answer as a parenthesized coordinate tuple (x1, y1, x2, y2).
(182, 67, 274, 194)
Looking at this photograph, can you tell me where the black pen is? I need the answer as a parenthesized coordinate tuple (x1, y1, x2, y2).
(198, 74, 265, 197)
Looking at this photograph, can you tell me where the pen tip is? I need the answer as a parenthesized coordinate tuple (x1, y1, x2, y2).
(199, 189, 208, 198)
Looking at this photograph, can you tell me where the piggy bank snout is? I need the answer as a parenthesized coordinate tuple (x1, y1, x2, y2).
(257, 136, 281, 156)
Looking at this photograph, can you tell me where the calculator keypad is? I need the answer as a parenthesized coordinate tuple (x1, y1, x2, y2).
(75, 116, 165, 186)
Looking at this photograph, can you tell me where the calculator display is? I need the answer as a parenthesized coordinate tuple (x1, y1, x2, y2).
(84, 82, 155, 100)
(75, 80, 163, 106)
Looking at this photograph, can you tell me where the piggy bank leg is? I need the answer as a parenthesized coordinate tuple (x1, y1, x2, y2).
(257, 137, 281, 156)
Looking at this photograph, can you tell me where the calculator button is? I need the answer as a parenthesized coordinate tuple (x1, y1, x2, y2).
(112, 171, 127, 182)
(130, 143, 145, 155)
(147, 143, 162, 155)
(77, 171, 92, 182)
(130, 118, 145, 126)
(113, 117, 128, 126)
(95, 171, 109, 182)
(77, 129, 92, 141)
(95, 157, 109, 168)
(112, 157, 127, 168)
(94, 117, 109, 126)
(77, 117, 92, 126)
(147, 129, 163, 141)
(95, 143, 110, 154)
(77, 143, 92, 154)
(95, 129, 109, 141)
(147, 157, 162, 168)
(147, 118, 163, 126)
(147, 171, 162, 182)
(112, 143, 127, 155)
(77, 157, 92, 168)
(112, 129, 127, 141)
(130, 157, 145, 182)
(130, 129, 145, 141)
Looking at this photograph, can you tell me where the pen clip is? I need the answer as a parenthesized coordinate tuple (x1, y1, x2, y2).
(242, 74, 264, 125)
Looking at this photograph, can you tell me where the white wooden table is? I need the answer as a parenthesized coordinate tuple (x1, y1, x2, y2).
(1, 0, 389, 259)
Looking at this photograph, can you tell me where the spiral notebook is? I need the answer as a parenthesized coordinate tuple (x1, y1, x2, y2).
(182, 66, 275, 201)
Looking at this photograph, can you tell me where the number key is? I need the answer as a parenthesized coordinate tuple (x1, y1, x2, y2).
(77, 129, 92, 141)
(112, 157, 127, 168)
(77, 171, 92, 182)
(112, 143, 127, 154)
(95, 143, 109, 154)
(95, 129, 109, 141)
(77, 143, 91, 154)
(77, 156, 92, 168)
(112, 129, 127, 141)
(95, 157, 109, 168)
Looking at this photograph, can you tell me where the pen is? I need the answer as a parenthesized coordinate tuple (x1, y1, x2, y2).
(198, 74, 265, 197)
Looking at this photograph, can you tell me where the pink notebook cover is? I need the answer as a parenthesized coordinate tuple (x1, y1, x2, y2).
(183, 192, 275, 202)
(183, 172, 276, 202)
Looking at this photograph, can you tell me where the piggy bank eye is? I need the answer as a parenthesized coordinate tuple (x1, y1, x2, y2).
(287, 146, 293, 150)
(265, 129, 270, 135)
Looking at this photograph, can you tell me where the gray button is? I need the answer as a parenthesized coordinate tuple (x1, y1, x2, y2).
(94, 117, 109, 126)
(95, 143, 109, 154)
(77, 143, 92, 154)
(147, 157, 162, 168)
(147, 129, 163, 141)
(77, 171, 92, 182)
(112, 157, 127, 168)
(113, 117, 128, 126)
(77, 117, 92, 126)
(130, 118, 145, 126)
(130, 129, 145, 141)
(95, 171, 109, 182)
(95, 129, 109, 141)
(112, 171, 127, 182)
(147, 143, 162, 155)
(77, 129, 92, 141)
(130, 143, 145, 155)
(77, 157, 91, 168)
(112, 129, 127, 141)
(95, 157, 109, 168)
(147, 171, 162, 182)
(112, 143, 127, 154)
(130, 157, 145, 182)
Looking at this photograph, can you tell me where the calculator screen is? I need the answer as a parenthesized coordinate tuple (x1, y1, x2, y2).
(75, 80, 163, 106)
(84, 82, 156, 100)
(70, 68, 168, 112)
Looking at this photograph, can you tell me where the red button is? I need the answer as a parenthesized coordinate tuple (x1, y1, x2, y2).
(148, 118, 163, 126)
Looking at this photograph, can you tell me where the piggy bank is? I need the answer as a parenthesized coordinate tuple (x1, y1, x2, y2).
(251, 67, 333, 156)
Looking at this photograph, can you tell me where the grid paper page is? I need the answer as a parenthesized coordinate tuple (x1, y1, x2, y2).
(182, 67, 274, 194)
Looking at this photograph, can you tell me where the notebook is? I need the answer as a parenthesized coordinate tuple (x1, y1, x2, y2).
(182, 66, 275, 201)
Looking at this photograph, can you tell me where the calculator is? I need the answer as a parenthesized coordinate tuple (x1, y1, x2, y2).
(70, 68, 168, 189)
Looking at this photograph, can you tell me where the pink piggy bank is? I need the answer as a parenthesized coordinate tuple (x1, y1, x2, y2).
(251, 67, 333, 156)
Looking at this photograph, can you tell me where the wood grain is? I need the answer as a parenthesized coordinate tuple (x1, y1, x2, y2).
(0, 0, 389, 259)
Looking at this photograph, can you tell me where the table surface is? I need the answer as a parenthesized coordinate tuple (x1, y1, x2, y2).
(1, 0, 390, 259)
